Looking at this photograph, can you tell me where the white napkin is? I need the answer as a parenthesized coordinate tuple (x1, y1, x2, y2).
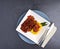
(41, 25, 57, 48)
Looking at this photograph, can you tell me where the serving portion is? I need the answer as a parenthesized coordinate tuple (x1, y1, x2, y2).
(21, 15, 47, 34)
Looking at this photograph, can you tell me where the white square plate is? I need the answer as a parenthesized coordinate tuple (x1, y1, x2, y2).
(16, 9, 50, 44)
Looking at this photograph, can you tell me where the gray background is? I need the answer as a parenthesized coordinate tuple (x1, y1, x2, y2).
(0, 0, 60, 49)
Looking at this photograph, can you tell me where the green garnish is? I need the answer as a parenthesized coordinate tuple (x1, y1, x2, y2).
(41, 22, 47, 26)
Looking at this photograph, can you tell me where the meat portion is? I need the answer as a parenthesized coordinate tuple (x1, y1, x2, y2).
(20, 15, 40, 33)
(33, 24, 40, 32)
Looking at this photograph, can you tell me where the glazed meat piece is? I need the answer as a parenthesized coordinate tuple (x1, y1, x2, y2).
(20, 15, 36, 32)
(20, 15, 40, 33)
(33, 24, 40, 32)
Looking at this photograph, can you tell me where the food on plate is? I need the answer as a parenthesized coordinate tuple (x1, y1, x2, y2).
(20, 15, 47, 34)
(20, 15, 36, 32)
(31, 23, 42, 34)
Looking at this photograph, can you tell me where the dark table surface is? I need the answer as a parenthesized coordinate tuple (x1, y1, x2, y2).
(0, 0, 60, 49)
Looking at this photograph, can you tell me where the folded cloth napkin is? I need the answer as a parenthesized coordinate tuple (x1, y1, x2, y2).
(41, 24, 57, 48)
